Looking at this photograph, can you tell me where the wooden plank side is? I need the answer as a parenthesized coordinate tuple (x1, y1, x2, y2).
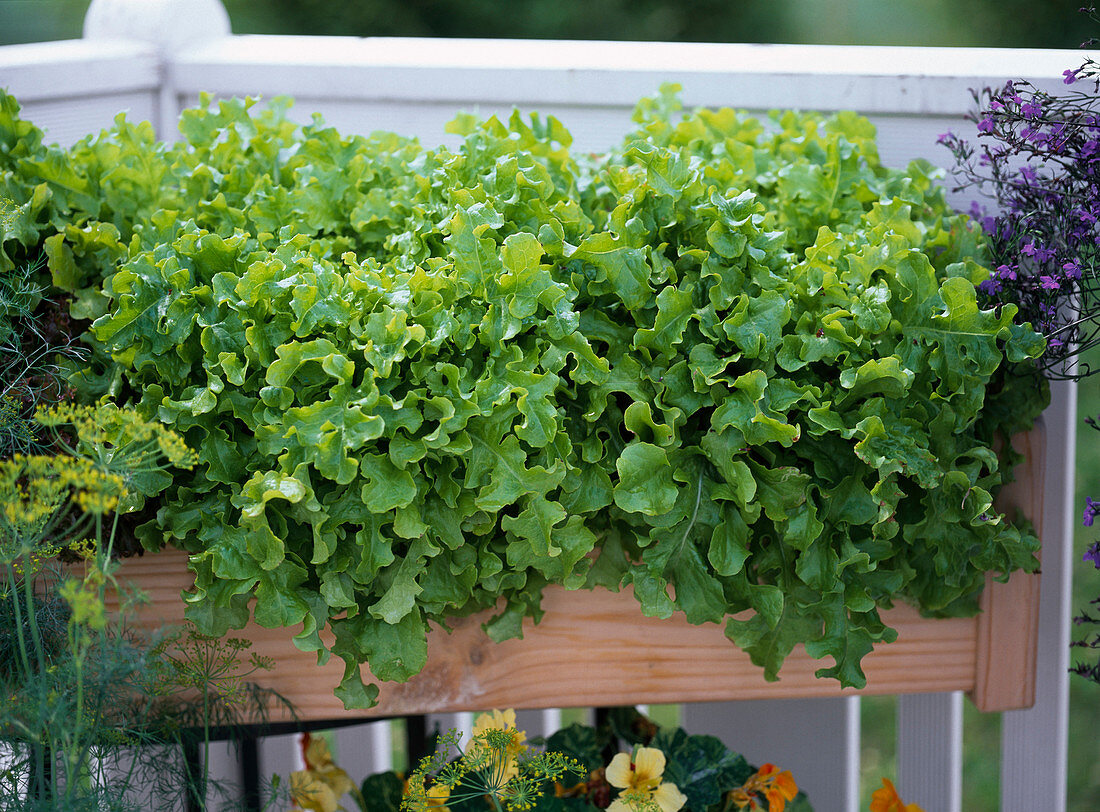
(98, 548, 977, 722)
(970, 420, 1046, 712)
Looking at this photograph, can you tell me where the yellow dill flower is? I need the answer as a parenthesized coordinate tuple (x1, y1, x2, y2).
(36, 401, 197, 473)
(401, 719, 582, 812)
(0, 454, 65, 538)
(66, 538, 98, 560)
(59, 571, 107, 630)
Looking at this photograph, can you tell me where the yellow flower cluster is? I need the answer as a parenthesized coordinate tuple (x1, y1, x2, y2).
(403, 710, 584, 812)
(65, 537, 98, 561)
(58, 568, 107, 631)
(39, 402, 197, 467)
(3, 402, 197, 534)
(6, 539, 60, 576)
(0, 453, 127, 542)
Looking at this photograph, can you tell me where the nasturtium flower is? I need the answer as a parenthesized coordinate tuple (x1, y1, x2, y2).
(289, 733, 357, 812)
(469, 708, 528, 786)
(404, 772, 455, 812)
(605, 746, 686, 812)
(290, 772, 341, 812)
(728, 763, 798, 811)
(869, 778, 926, 812)
(423, 781, 451, 811)
(472, 708, 526, 742)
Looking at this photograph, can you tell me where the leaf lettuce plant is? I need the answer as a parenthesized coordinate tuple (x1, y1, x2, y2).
(0, 85, 1048, 707)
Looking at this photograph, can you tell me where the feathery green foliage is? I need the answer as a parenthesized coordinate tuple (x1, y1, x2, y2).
(0, 404, 290, 810)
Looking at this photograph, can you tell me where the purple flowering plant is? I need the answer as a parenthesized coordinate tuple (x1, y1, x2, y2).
(1075, 414, 1100, 684)
(938, 7, 1100, 380)
(942, 9, 1100, 686)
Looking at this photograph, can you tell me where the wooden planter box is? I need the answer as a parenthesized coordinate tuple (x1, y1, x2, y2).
(105, 424, 1045, 722)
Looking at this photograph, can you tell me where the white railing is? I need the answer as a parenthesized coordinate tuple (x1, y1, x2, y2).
(0, 2, 1086, 809)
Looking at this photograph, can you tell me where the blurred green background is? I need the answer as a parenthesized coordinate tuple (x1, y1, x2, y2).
(3, 0, 1098, 809)
(0, 0, 1092, 47)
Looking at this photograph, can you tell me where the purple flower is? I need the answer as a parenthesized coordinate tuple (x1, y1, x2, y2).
(1036, 246, 1057, 262)
(1085, 497, 1100, 527)
(978, 117, 995, 133)
(1065, 68, 1080, 84)
(1022, 100, 1043, 118)
(937, 131, 954, 145)
(1085, 541, 1100, 568)
(1040, 275, 1061, 290)
(979, 277, 1002, 295)
(1064, 261, 1083, 279)
(996, 264, 1018, 281)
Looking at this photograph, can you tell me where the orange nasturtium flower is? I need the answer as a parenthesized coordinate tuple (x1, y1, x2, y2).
(605, 746, 687, 812)
(869, 778, 926, 812)
(728, 763, 799, 812)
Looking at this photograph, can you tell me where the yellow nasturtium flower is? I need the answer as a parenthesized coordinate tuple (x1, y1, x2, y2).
(471, 708, 527, 747)
(605, 746, 686, 812)
(403, 773, 454, 812)
(290, 772, 342, 812)
(424, 781, 451, 810)
(469, 708, 528, 786)
(289, 733, 357, 812)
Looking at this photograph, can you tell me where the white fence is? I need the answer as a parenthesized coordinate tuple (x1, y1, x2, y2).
(0, 2, 1085, 809)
